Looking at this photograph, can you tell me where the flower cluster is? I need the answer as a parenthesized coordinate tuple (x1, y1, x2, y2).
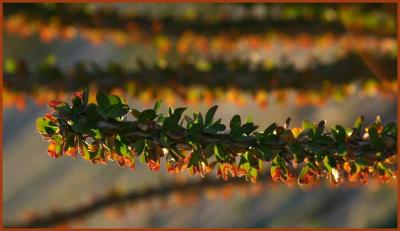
(36, 90, 397, 185)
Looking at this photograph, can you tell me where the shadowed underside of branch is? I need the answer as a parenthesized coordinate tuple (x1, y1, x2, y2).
(5, 174, 271, 228)
(6, 172, 396, 228)
(4, 55, 397, 94)
(36, 90, 397, 187)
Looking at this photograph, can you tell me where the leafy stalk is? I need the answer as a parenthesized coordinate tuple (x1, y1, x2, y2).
(36, 89, 397, 185)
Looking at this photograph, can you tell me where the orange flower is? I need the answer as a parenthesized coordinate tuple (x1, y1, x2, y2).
(166, 160, 181, 174)
(237, 167, 247, 177)
(198, 162, 212, 177)
(250, 175, 257, 184)
(117, 156, 126, 167)
(118, 156, 135, 171)
(147, 159, 160, 172)
(217, 163, 231, 182)
(91, 158, 106, 164)
(48, 141, 61, 159)
(343, 161, 352, 173)
(188, 166, 200, 176)
(271, 167, 282, 182)
(64, 147, 77, 158)
(299, 171, 315, 185)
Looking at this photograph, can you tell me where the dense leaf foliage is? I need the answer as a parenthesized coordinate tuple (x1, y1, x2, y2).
(37, 90, 397, 184)
(37, 90, 397, 185)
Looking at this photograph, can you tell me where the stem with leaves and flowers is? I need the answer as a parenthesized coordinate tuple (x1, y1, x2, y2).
(36, 89, 397, 185)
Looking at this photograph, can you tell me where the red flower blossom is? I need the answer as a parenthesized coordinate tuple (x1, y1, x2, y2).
(48, 100, 62, 109)
(45, 113, 57, 123)
(73, 91, 83, 100)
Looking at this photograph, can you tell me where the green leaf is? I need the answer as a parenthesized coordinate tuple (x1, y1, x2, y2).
(240, 123, 258, 135)
(131, 108, 141, 119)
(323, 155, 336, 173)
(272, 155, 287, 177)
(96, 92, 126, 119)
(197, 113, 204, 126)
(36, 117, 58, 136)
(245, 115, 253, 123)
(249, 148, 263, 160)
(88, 145, 103, 159)
(82, 88, 89, 106)
(188, 149, 201, 167)
(71, 120, 93, 135)
(249, 168, 257, 179)
(298, 164, 309, 185)
(80, 141, 90, 160)
(214, 144, 228, 161)
(86, 103, 101, 125)
(288, 143, 302, 156)
(259, 145, 273, 161)
(203, 123, 226, 134)
(96, 92, 109, 109)
(315, 120, 326, 137)
(188, 123, 203, 138)
(354, 116, 364, 130)
(72, 95, 82, 108)
(116, 139, 130, 158)
(107, 95, 123, 106)
(332, 125, 346, 142)
(107, 104, 130, 118)
(168, 107, 174, 116)
(168, 107, 187, 128)
(230, 115, 241, 130)
(383, 122, 397, 136)
(368, 127, 383, 149)
(139, 152, 147, 165)
(63, 133, 75, 149)
(239, 154, 251, 172)
(138, 109, 156, 122)
(205, 105, 218, 126)
(317, 135, 334, 145)
(132, 139, 146, 155)
(355, 157, 368, 167)
(336, 143, 347, 156)
(263, 123, 277, 136)
(160, 132, 172, 147)
(90, 128, 102, 139)
(154, 99, 163, 112)
(376, 162, 393, 176)
(55, 104, 72, 115)
(204, 144, 215, 158)
(302, 120, 315, 133)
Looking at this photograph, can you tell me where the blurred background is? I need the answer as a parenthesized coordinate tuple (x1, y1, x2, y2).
(2, 3, 398, 228)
